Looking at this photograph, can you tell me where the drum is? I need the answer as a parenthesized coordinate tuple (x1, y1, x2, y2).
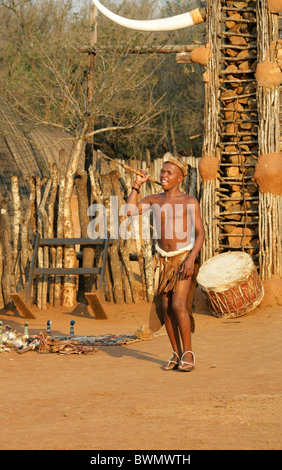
(197, 252, 264, 318)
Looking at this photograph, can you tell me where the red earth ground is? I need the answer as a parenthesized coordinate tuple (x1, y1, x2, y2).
(1, 294, 281, 451)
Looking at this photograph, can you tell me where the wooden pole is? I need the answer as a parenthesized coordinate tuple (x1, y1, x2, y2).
(54, 150, 66, 306)
(86, 4, 97, 143)
(76, 3, 98, 303)
(75, 169, 95, 300)
(47, 164, 58, 305)
(21, 176, 36, 286)
(0, 197, 13, 306)
(200, 0, 221, 264)
(11, 176, 21, 289)
(97, 149, 162, 185)
(256, 0, 281, 280)
(78, 44, 199, 55)
(38, 177, 52, 310)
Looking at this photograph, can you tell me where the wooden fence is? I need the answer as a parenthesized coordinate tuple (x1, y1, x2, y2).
(0, 152, 200, 310)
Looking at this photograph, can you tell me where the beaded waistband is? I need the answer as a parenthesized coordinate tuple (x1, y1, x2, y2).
(155, 240, 194, 258)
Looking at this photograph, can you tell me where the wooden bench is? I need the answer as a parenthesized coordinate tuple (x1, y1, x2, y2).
(10, 232, 113, 319)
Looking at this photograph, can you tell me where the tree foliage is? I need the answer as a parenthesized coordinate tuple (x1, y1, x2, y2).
(0, 0, 205, 159)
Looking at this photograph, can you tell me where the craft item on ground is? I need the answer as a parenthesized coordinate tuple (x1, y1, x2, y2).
(38, 332, 49, 353)
(75, 334, 139, 346)
(51, 334, 140, 346)
(135, 325, 154, 340)
(16, 336, 40, 353)
(0, 344, 10, 353)
(2, 325, 16, 345)
(13, 333, 28, 350)
(70, 320, 75, 337)
(1, 325, 10, 343)
(47, 338, 98, 355)
(47, 320, 52, 335)
(24, 322, 29, 338)
(1, 322, 162, 354)
(1, 324, 29, 352)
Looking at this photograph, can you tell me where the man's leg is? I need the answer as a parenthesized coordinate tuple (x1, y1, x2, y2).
(171, 277, 195, 370)
(161, 293, 182, 370)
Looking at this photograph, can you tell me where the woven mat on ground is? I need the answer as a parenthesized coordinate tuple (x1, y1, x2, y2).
(53, 334, 140, 346)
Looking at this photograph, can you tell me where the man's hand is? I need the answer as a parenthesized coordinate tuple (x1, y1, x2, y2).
(180, 256, 195, 279)
(135, 169, 150, 187)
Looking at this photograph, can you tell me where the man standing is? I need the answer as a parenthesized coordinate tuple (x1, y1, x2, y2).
(126, 153, 205, 371)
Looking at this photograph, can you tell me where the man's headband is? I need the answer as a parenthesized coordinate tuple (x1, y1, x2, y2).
(163, 152, 187, 177)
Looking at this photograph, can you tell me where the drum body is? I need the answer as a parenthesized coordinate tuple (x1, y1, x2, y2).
(197, 252, 264, 318)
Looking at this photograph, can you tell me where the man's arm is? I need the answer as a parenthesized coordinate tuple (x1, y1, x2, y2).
(126, 169, 154, 215)
(180, 199, 205, 278)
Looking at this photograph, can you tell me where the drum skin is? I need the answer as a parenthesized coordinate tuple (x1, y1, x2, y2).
(197, 252, 264, 318)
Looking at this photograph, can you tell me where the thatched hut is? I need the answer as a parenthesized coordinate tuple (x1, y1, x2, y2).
(0, 95, 84, 211)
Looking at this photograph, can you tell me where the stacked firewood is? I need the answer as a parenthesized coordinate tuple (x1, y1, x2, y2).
(216, 0, 259, 260)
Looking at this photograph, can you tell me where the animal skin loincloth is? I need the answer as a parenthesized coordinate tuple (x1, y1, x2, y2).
(149, 245, 199, 334)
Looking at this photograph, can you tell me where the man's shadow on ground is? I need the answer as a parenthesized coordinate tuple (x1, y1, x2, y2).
(99, 343, 164, 367)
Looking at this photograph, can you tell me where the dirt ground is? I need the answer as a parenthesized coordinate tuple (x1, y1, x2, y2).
(1, 296, 282, 451)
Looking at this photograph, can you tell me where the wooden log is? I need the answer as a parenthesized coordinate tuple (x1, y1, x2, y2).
(62, 170, 77, 307)
(11, 176, 22, 290)
(21, 176, 36, 286)
(88, 162, 106, 298)
(110, 170, 140, 303)
(89, 157, 109, 293)
(176, 52, 192, 64)
(256, 0, 281, 279)
(215, 0, 261, 263)
(227, 226, 253, 247)
(47, 164, 58, 305)
(226, 13, 242, 29)
(54, 150, 66, 306)
(101, 173, 124, 304)
(75, 169, 95, 302)
(35, 176, 48, 309)
(62, 125, 88, 307)
(0, 198, 13, 306)
(124, 172, 146, 300)
(0, 244, 3, 308)
(200, 0, 221, 263)
(187, 165, 198, 198)
(38, 178, 52, 310)
(78, 44, 199, 55)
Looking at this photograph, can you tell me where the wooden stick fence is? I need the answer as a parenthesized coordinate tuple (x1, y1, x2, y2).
(0, 152, 199, 310)
(256, 0, 282, 280)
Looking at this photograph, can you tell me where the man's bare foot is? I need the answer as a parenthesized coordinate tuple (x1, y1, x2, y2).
(178, 351, 195, 372)
(162, 351, 180, 371)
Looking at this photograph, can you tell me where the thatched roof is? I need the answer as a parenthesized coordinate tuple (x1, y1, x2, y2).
(29, 127, 82, 170)
(0, 96, 85, 207)
(0, 95, 48, 200)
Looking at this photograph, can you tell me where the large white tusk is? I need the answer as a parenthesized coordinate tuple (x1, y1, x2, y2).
(92, 0, 206, 32)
